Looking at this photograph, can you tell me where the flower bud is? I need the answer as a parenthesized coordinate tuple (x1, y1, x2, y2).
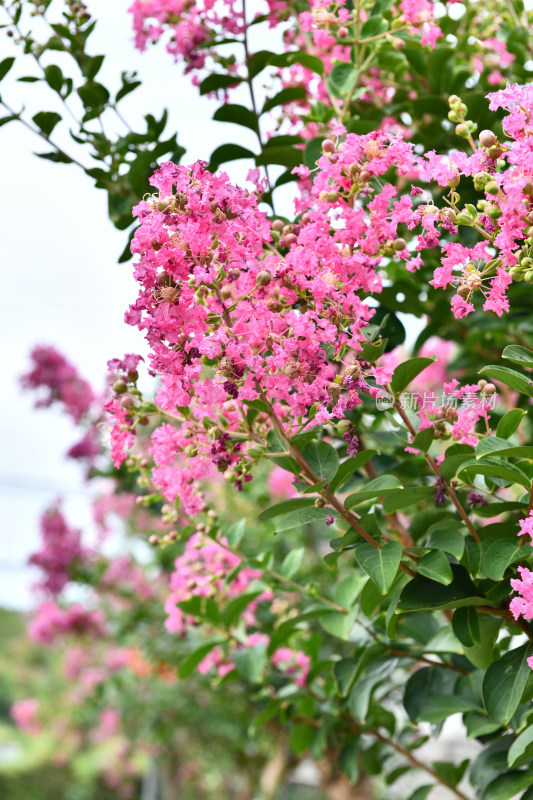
(486, 203, 502, 220)
(479, 129, 497, 148)
(393, 237, 407, 251)
(509, 266, 524, 281)
(284, 233, 298, 246)
(456, 212, 473, 226)
(271, 219, 284, 232)
(113, 379, 127, 394)
(392, 37, 405, 50)
(256, 270, 271, 286)
(488, 145, 503, 159)
(455, 123, 469, 138)
(338, 26, 349, 38)
(148, 535, 159, 546)
(322, 139, 336, 153)
(485, 181, 498, 195)
(315, 498, 325, 508)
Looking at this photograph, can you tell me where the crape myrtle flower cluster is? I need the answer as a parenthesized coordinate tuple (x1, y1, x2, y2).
(106, 132, 422, 512)
(420, 86, 533, 317)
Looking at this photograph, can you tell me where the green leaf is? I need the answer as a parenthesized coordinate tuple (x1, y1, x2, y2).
(355, 541, 402, 594)
(213, 103, 258, 132)
(408, 788, 433, 800)
(208, 143, 256, 170)
(269, 51, 324, 75)
(329, 451, 379, 492)
(222, 592, 263, 628)
(398, 564, 490, 612)
(502, 344, 533, 368)
(345, 475, 403, 508)
(290, 722, 314, 754)
(481, 771, 533, 800)
(361, 16, 389, 37)
(418, 550, 453, 585)
(328, 62, 359, 95)
(482, 644, 533, 724)
(417, 695, 480, 723)
(258, 498, 315, 522)
(411, 427, 435, 452)
(452, 606, 480, 647)
(247, 49, 275, 79)
(390, 357, 436, 394)
(256, 145, 303, 169)
(481, 539, 524, 581)
(0, 57, 15, 82)
(383, 487, 435, 513)
(304, 136, 325, 169)
(32, 111, 62, 136)
(478, 365, 533, 398)
(497, 409, 526, 440)
(226, 518, 246, 547)
(274, 507, 337, 533)
(280, 547, 305, 579)
(426, 527, 465, 560)
(200, 73, 244, 95)
(476, 437, 533, 460)
(465, 712, 502, 738)
(77, 80, 110, 108)
(334, 658, 359, 696)
(508, 726, 533, 768)
(301, 440, 339, 482)
(233, 641, 268, 683)
(262, 87, 307, 113)
(44, 64, 63, 92)
(458, 458, 531, 490)
(179, 636, 226, 679)
(36, 151, 72, 164)
(338, 740, 360, 783)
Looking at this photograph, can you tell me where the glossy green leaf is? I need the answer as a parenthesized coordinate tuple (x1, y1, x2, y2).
(496, 409, 526, 440)
(481, 771, 533, 800)
(328, 62, 359, 95)
(301, 440, 339, 482)
(345, 475, 403, 508)
(478, 365, 533, 398)
(383, 486, 434, 513)
(458, 458, 531, 490)
(502, 344, 533, 367)
(355, 541, 402, 594)
(258, 498, 315, 522)
(329, 451, 379, 492)
(417, 694, 480, 722)
(275, 506, 337, 533)
(390, 357, 436, 394)
(398, 564, 490, 612)
(508, 726, 533, 767)
(418, 550, 453, 585)
(481, 539, 524, 581)
(426, 527, 465, 560)
(213, 103, 258, 131)
(411, 427, 435, 452)
(233, 641, 268, 683)
(483, 644, 533, 724)
(452, 606, 480, 647)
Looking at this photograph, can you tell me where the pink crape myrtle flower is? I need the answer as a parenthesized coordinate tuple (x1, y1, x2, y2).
(165, 533, 273, 635)
(272, 647, 311, 687)
(11, 698, 41, 734)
